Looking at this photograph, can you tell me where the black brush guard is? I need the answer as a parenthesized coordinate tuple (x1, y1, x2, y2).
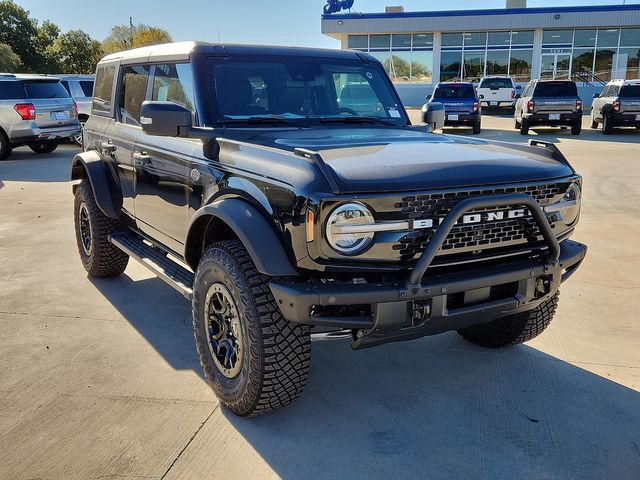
(270, 193, 587, 349)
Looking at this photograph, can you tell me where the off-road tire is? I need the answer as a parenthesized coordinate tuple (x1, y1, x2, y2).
(514, 117, 521, 129)
(457, 292, 559, 348)
(472, 121, 481, 135)
(571, 120, 582, 135)
(590, 110, 598, 129)
(603, 114, 614, 135)
(73, 180, 129, 277)
(192, 239, 311, 417)
(0, 130, 12, 160)
(519, 119, 529, 135)
(29, 140, 59, 154)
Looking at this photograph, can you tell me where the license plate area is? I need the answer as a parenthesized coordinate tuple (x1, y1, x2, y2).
(490, 101, 497, 106)
(549, 113, 561, 120)
(635, 114, 640, 121)
(448, 114, 459, 121)
(51, 111, 68, 120)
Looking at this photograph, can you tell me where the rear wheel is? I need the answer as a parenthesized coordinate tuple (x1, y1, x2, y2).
(458, 293, 559, 348)
(0, 130, 12, 160)
(519, 119, 529, 135)
(192, 239, 311, 416)
(571, 120, 582, 135)
(74, 181, 129, 277)
(472, 120, 481, 135)
(29, 140, 59, 154)
(603, 113, 614, 135)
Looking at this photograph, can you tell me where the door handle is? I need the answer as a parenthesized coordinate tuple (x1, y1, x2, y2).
(101, 142, 116, 154)
(133, 152, 151, 165)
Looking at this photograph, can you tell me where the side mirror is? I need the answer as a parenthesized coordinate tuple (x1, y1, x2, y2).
(140, 101, 192, 137)
(592, 93, 600, 99)
(516, 85, 522, 90)
(425, 94, 432, 101)
(422, 102, 445, 131)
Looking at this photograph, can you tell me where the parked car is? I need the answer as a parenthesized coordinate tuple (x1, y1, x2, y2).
(514, 80, 583, 135)
(427, 82, 481, 134)
(57, 74, 95, 144)
(337, 82, 382, 115)
(71, 42, 586, 416)
(590, 79, 640, 134)
(0, 73, 81, 160)
(477, 75, 519, 112)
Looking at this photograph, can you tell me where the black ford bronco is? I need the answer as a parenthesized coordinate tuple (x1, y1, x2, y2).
(71, 42, 586, 416)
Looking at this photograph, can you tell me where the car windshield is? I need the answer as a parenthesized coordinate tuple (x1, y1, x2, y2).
(433, 84, 476, 99)
(534, 81, 577, 97)
(24, 81, 70, 99)
(204, 56, 407, 126)
(479, 78, 512, 88)
(619, 85, 640, 98)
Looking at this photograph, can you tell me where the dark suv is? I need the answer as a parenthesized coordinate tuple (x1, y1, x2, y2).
(514, 80, 583, 135)
(427, 82, 481, 134)
(71, 42, 586, 416)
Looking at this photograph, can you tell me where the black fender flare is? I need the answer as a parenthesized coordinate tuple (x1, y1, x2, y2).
(70, 150, 122, 219)
(185, 199, 299, 277)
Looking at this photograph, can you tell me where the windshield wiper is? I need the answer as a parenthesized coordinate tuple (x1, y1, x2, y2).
(319, 116, 397, 126)
(217, 117, 307, 128)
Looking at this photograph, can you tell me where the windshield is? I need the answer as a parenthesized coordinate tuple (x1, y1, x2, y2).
(24, 81, 71, 99)
(204, 56, 407, 126)
(619, 85, 640, 98)
(433, 84, 476, 99)
(479, 78, 512, 89)
(534, 81, 577, 97)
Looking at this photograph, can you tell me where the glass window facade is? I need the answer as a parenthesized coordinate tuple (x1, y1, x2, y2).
(347, 33, 434, 83)
(543, 28, 640, 81)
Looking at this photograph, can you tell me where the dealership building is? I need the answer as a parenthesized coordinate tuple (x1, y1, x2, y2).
(321, 1, 640, 105)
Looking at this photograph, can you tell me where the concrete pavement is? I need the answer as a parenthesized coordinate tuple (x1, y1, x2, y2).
(1, 117, 639, 479)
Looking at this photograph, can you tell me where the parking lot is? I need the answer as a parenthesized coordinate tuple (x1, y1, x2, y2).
(1, 114, 639, 479)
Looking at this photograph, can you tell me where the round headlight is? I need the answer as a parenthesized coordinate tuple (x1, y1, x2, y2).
(562, 182, 581, 225)
(326, 203, 374, 254)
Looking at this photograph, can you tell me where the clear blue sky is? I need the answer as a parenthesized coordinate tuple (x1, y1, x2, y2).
(18, 0, 640, 48)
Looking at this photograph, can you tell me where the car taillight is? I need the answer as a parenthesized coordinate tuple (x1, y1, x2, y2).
(472, 102, 479, 113)
(511, 89, 516, 99)
(527, 100, 534, 113)
(613, 99, 620, 112)
(576, 99, 583, 111)
(14, 103, 35, 120)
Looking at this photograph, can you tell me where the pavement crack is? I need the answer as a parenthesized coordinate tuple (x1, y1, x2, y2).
(159, 406, 218, 480)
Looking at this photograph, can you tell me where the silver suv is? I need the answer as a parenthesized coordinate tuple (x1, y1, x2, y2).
(58, 74, 94, 143)
(590, 79, 640, 134)
(0, 74, 80, 160)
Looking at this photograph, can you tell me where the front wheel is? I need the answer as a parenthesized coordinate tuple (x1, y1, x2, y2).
(458, 292, 559, 348)
(603, 114, 614, 135)
(590, 110, 599, 129)
(192, 239, 311, 417)
(29, 140, 59, 154)
(519, 119, 529, 135)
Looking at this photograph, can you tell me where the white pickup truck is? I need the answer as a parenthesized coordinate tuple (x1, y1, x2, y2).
(477, 76, 519, 112)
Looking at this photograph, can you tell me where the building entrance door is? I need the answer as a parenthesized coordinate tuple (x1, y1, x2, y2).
(541, 54, 572, 80)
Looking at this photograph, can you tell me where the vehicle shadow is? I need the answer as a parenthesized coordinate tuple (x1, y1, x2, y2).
(0, 146, 79, 183)
(91, 274, 640, 480)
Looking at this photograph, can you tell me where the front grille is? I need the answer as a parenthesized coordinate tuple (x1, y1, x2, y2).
(392, 182, 570, 263)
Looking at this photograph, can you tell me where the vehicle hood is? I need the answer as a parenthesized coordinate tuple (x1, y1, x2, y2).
(226, 127, 574, 194)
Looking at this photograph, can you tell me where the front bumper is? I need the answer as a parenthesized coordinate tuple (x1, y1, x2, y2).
(271, 192, 586, 349)
(523, 112, 581, 126)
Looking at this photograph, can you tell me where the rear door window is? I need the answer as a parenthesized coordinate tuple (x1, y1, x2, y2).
(0, 81, 26, 99)
(619, 85, 640, 98)
(118, 65, 151, 126)
(79, 80, 94, 97)
(24, 81, 70, 99)
(534, 82, 578, 97)
(93, 66, 116, 116)
(151, 63, 196, 121)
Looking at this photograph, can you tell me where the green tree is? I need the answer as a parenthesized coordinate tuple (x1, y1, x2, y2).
(102, 23, 172, 55)
(0, 0, 39, 71)
(37, 20, 61, 72)
(0, 42, 21, 72)
(49, 30, 103, 74)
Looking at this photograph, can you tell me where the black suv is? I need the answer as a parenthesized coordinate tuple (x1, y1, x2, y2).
(72, 42, 587, 416)
(514, 80, 583, 135)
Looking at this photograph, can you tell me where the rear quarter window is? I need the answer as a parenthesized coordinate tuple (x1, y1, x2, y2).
(79, 80, 94, 97)
(93, 66, 116, 116)
(0, 81, 26, 100)
(24, 81, 70, 99)
(534, 82, 578, 97)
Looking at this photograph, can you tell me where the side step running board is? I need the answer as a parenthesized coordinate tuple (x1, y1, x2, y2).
(109, 233, 194, 300)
